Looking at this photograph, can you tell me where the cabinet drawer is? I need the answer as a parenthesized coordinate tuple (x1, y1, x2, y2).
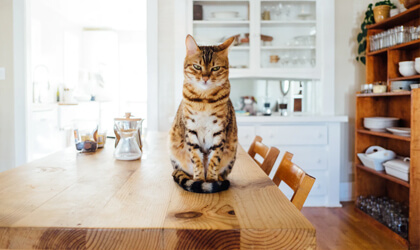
(278, 146, 328, 171)
(238, 125, 256, 147)
(256, 125, 328, 145)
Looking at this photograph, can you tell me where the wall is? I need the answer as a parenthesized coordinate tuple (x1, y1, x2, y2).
(158, 0, 176, 131)
(0, 0, 15, 172)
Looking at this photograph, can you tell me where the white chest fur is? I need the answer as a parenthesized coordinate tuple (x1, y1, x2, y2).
(186, 111, 223, 151)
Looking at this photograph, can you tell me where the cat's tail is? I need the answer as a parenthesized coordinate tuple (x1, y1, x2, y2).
(172, 170, 230, 193)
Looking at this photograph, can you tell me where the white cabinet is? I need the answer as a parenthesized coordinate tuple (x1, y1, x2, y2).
(187, 0, 333, 80)
(256, 125, 328, 145)
(237, 116, 347, 207)
(180, 0, 335, 115)
(237, 125, 256, 149)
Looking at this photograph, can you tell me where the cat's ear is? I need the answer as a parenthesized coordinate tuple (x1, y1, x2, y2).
(217, 36, 235, 56)
(186, 35, 199, 56)
(217, 36, 235, 52)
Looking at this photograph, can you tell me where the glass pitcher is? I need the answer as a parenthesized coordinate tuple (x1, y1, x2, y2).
(114, 112, 144, 160)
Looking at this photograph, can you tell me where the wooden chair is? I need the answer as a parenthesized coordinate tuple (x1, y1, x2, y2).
(248, 135, 280, 175)
(272, 152, 316, 211)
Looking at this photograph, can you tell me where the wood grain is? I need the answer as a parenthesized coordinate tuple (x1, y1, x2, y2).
(272, 152, 316, 211)
(410, 88, 420, 249)
(0, 132, 316, 249)
(247, 135, 280, 175)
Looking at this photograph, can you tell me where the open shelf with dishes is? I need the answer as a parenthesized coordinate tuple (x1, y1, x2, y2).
(355, 5, 420, 248)
(188, 0, 327, 78)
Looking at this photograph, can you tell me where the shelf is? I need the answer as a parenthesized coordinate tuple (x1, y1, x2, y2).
(229, 67, 320, 79)
(356, 164, 410, 188)
(58, 103, 78, 106)
(261, 46, 315, 50)
(367, 39, 420, 56)
(357, 129, 411, 141)
(356, 91, 411, 97)
(367, 47, 387, 55)
(354, 207, 409, 247)
(260, 20, 316, 26)
(193, 20, 250, 26)
(231, 46, 250, 50)
(261, 0, 315, 2)
(389, 75, 420, 81)
(367, 4, 420, 30)
(193, 0, 249, 2)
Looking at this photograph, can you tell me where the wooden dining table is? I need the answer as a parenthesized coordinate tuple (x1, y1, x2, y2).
(0, 132, 316, 249)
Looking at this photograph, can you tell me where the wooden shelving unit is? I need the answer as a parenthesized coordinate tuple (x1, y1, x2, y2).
(356, 129, 411, 141)
(355, 5, 420, 249)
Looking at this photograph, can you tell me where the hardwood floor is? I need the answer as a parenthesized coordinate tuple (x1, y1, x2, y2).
(301, 202, 407, 250)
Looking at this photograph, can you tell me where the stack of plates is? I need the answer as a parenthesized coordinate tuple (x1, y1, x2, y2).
(364, 117, 399, 132)
(386, 127, 411, 137)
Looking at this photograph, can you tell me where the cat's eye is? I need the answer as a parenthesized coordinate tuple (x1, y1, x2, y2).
(211, 66, 220, 71)
(193, 64, 202, 70)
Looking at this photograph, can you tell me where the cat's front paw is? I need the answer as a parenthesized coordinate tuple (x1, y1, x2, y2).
(205, 174, 219, 182)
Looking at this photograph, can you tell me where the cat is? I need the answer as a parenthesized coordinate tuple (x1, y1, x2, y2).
(168, 35, 238, 193)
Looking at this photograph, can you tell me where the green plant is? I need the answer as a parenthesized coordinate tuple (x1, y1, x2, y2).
(356, 0, 397, 65)
(375, 0, 397, 8)
(356, 3, 374, 65)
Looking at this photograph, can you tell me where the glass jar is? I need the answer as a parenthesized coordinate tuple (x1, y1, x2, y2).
(395, 26, 406, 44)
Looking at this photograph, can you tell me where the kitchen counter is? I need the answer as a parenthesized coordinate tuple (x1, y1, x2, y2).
(236, 114, 348, 123)
(0, 132, 316, 249)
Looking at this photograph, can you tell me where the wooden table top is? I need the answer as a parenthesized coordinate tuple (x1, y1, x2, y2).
(0, 132, 316, 249)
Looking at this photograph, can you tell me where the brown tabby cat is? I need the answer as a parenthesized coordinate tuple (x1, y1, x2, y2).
(169, 35, 238, 193)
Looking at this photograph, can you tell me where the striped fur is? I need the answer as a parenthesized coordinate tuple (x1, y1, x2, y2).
(169, 35, 238, 193)
(172, 170, 230, 193)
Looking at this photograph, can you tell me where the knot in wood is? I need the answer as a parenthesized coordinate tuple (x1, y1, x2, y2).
(175, 211, 203, 219)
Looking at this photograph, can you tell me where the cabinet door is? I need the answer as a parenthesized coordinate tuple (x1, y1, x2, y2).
(237, 125, 256, 149)
(258, 0, 318, 78)
(256, 125, 328, 145)
(190, 0, 252, 74)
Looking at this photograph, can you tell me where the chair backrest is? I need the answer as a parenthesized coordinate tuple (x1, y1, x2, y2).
(248, 135, 280, 175)
(272, 151, 316, 210)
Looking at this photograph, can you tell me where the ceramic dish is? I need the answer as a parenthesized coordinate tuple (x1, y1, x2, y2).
(384, 158, 410, 181)
(386, 127, 411, 137)
(357, 145, 396, 171)
(399, 61, 416, 77)
(391, 80, 415, 92)
(364, 117, 399, 132)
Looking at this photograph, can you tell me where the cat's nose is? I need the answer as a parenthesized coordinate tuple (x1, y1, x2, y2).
(202, 76, 209, 83)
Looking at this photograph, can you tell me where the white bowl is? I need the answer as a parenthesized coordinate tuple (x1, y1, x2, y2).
(212, 11, 238, 19)
(364, 117, 399, 132)
(415, 63, 420, 74)
(399, 65, 416, 77)
(415, 57, 420, 63)
(399, 61, 414, 66)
